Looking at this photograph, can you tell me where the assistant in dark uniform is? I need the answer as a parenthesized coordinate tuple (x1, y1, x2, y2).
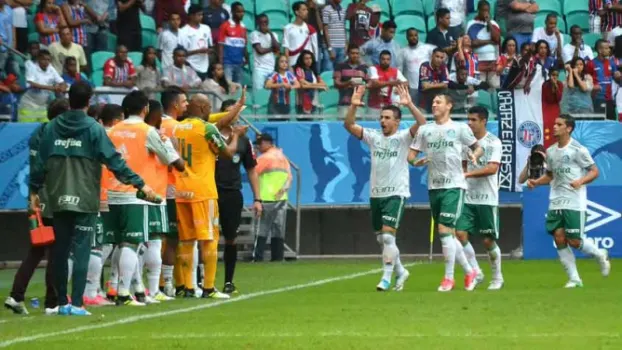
(216, 100, 262, 295)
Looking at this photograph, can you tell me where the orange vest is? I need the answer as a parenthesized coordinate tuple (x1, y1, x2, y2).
(100, 166, 111, 202)
(160, 117, 179, 188)
(107, 121, 159, 194)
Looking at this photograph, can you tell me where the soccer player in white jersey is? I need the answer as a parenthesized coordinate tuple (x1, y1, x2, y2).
(527, 114, 610, 288)
(455, 106, 504, 290)
(344, 84, 427, 292)
(408, 94, 483, 292)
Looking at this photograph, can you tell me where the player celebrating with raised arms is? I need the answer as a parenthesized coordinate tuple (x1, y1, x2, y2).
(343, 84, 427, 292)
(455, 106, 504, 290)
(408, 94, 483, 292)
(527, 114, 610, 288)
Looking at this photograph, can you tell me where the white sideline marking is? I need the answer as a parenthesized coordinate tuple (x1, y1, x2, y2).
(0, 320, 6, 324)
(35, 331, 622, 341)
(0, 264, 416, 348)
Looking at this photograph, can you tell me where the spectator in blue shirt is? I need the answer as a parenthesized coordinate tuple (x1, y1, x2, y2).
(360, 20, 400, 67)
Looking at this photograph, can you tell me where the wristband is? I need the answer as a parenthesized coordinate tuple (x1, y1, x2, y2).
(254, 199, 262, 203)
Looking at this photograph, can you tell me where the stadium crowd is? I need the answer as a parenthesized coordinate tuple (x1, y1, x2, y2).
(0, 0, 616, 121)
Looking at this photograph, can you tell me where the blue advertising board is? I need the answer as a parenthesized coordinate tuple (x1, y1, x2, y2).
(523, 186, 622, 259)
(2, 120, 622, 210)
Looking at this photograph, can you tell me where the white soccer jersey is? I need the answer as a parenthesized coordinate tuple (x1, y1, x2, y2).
(411, 120, 477, 190)
(362, 128, 413, 198)
(546, 139, 595, 211)
(463, 132, 502, 206)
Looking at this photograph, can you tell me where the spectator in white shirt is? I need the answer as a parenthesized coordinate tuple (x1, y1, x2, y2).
(158, 12, 182, 70)
(436, 0, 466, 35)
(250, 14, 280, 92)
(19, 49, 67, 123)
(562, 25, 594, 66)
(179, 4, 213, 80)
(531, 13, 563, 63)
(283, 1, 319, 68)
(161, 46, 203, 88)
(399, 28, 435, 104)
(466, 0, 501, 88)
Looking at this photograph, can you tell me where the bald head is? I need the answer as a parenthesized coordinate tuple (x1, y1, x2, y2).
(187, 94, 211, 120)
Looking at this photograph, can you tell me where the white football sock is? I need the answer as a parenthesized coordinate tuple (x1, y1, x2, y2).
(67, 257, 74, 283)
(162, 265, 174, 288)
(579, 239, 605, 260)
(101, 244, 114, 264)
(132, 244, 146, 294)
(394, 251, 406, 276)
(440, 234, 456, 280)
(487, 242, 503, 281)
(118, 246, 138, 296)
(109, 246, 121, 292)
(145, 240, 162, 297)
(192, 242, 198, 289)
(378, 234, 398, 282)
(85, 250, 103, 299)
(454, 238, 473, 274)
(557, 246, 581, 282)
(462, 241, 481, 274)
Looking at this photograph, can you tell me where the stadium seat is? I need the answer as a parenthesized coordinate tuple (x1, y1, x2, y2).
(536, 0, 562, 15)
(476, 90, 492, 111)
(393, 0, 425, 17)
(535, 13, 566, 33)
(128, 51, 143, 66)
(252, 89, 272, 114)
(139, 11, 156, 31)
(422, 0, 435, 17)
(566, 13, 589, 33)
(318, 90, 340, 116)
(268, 13, 290, 32)
(562, 34, 571, 46)
(28, 32, 39, 43)
(466, 12, 476, 24)
(107, 32, 117, 51)
(243, 12, 255, 30)
(367, 1, 390, 19)
(256, 1, 288, 17)
(27, 15, 36, 34)
(583, 33, 600, 50)
(321, 71, 334, 88)
(142, 30, 157, 48)
(427, 16, 436, 32)
(396, 15, 426, 35)
(563, 0, 588, 15)
(237, 0, 255, 13)
(92, 51, 114, 71)
(92, 70, 104, 87)
(243, 67, 253, 88)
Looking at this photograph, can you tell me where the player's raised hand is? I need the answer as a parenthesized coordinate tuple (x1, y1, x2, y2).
(237, 86, 247, 106)
(350, 85, 366, 107)
(396, 84, 412, 106)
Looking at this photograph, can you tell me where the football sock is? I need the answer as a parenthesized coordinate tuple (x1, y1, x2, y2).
(224, 243, 237, 284)
(202, 239, 219, 290)
(174, 257, 184, 288)
(109, 246, 121, 292)
(440, 234, 456, 280)
(101, 244, 113, 265)
(145, 240, 162, 297)
(85, 250, 103, 299)
(462, 240, 481, 274)
(487, 242, 503, 280)
(579, 239, 605, 259)
(67, 257, 74, 283)
(557, 245, 581, 282)
(177, 242, 195, 290)
(159, 240, 167, 288)
(192, 242, 199, 289)
(162, 265, 174, 289)
(394, 250, 406, 277)
(454, 238, 473, 274)
(118, 246, 138, 296)
(378, 233, 398, 282)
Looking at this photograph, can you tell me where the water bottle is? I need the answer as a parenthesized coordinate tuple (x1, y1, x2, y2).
(136, 189, 163, 204)
(30, 297, 39, 309)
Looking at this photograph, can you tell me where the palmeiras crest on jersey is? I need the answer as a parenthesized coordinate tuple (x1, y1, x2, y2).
(518, 121, 541, 148)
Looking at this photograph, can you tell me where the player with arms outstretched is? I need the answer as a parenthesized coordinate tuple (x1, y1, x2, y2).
(455, 106, 504, 290)
(527, 114, 610, 288)
(343, 84, 427, 292)
(408, 94, 483, 292)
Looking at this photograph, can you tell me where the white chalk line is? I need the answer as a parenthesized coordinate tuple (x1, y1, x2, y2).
(0, 263, 418, 348)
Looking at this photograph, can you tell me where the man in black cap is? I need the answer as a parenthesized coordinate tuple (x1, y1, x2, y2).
(215, 100, 262, 294)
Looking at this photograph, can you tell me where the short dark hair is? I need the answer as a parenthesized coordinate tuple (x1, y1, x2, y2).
(47, 98, 69, 120)
(256, 13, 268, 24)
(379, 49, 392, 59)
(99, 104, 124, 126)
(437, 93, 454, 107)
(169, 11, 181, 19)
(37, 49, 50, 59)
(292, 1, 306, 14)
(231, 1, 243, 11)
(381, 105, 402, 119)
(596, 39, 608, 51)
(478, 0, 490, 10)
(122, 90, 149, 116)
(436, 8, 450, 20)
(348, 44, 360, 52)
(87, 105, 101, 119)
(569, 24, 581, 33)
(161, 86, 186, 111)
(559, 114, 576, 134)
(383, 20, 397, 29)
(545, 13, 557, 23)
(188, 4, 202, 15)
(145, 100, 163, 127)
(173, 45, 187, 56)
(432, 47, 444, 55)
(406, 27, 418, 35)
(468, 105, 489, 120)
(220, 99, 237, 112)
(68, 81, 93, 109)
(64, 56, 76, 66)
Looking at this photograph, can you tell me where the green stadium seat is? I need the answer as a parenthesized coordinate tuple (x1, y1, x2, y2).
(268, 13, 290, 32)
(320, 71, 334, 88)
(396, 15, 426, 34)
(252, 88, 272, 114)
(318, 90, 340, 116)
(256, 2, 288, 17)
(142, 30, 157, 48)
(139, 11, 156, 31)
(237, 0, 255, 13)
(423, 0, 435, 17)
(427, 16, 436, 32)
(563, 0, 588, 15)
(92, 70, 104, 87)
(367, 1, 391, 19)
(243, 67, 253, 88)
(243, 12, 255, 30)
(92, 51, 114, 71)
(476, 90, 492, 110)
(28, 32, 39, 43)
(566, 13, 589, 33)
(394, 0, 425, 17)
(562, 34, 571, 46)
(536, 0, 562, 15)
(27, 15, 36, 34)
(128, 51, 143, 66)
(583, 33, 600, 50)
(107, 32, 117, 51)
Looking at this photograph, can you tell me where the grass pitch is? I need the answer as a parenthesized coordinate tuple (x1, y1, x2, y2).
(0, 260, 620, 349)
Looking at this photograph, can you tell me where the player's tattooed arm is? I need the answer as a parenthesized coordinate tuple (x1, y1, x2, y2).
(344, 85, 365, 139)
(571, 164, 600, 189)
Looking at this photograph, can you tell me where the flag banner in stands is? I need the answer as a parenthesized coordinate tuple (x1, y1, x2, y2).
(1, 120, 622, 209)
